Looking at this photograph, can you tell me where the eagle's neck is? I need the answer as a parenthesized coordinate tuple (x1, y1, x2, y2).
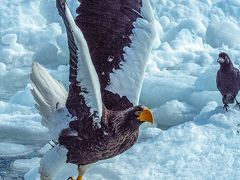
(102, 90, 133, 111)
(220, 62, 234, 72)
(102, 107, 140, 135)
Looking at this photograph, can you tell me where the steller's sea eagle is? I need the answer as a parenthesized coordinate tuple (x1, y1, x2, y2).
(30, 0, 157, 179)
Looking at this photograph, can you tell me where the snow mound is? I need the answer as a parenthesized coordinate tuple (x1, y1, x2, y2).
(153, 100, 195, 128)
(10, 84, 34, 107)
(12, 158, 41, 172)
(0, 111, 49, 142)
(206, 20, 240, 48)
(0, 143, 32, 157)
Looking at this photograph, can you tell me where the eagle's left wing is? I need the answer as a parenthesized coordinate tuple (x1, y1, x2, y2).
(57, 0, 102, 126)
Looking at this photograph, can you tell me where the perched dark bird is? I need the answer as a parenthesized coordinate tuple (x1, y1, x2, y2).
(30, 0, 156, 179)
(216, 52, 240, 111)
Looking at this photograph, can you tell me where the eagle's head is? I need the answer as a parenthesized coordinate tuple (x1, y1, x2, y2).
(217, 52, 231, 65)
(108, 105, 154, 133)
(125, 105, 154, 128)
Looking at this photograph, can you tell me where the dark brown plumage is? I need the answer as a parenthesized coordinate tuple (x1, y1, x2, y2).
(56, 0, 154, 174)
(66, 0, 142, 113)
(217, 52, 240, 111)
(60, 105, 143, 165)
(75, 0, 141, 90)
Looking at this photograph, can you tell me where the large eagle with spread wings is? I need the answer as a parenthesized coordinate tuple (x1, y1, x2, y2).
(30, 0, 156, 179)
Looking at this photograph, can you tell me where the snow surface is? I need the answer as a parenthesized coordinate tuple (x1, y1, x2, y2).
(12, 157, 40, 172)
(0, 0, 240, 179)
(0, 143, 33, 157)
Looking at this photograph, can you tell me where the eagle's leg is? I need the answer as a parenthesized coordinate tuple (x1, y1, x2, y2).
(76, 176, 83, 180)
(68, 165, 88, 180)
(235, 98, 240, 109)
(76, 164, 87, 180)
(223, 104, 229, 111)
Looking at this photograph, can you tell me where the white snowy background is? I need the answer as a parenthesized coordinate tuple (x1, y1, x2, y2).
(1, 0, 240, 179)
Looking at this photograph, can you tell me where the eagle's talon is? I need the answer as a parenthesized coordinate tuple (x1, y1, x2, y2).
(223, 104, 229, 111)
(67, 177, 74, 180)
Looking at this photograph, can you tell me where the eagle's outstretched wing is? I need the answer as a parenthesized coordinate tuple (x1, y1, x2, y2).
(75, 0, 156, 106)
(216, 70, 221, 91)
(57, 0, 102, 126)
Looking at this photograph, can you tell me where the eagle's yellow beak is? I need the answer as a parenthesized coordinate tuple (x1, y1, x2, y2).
(68, 175, 82, 180)
(136, 108, 154, 124)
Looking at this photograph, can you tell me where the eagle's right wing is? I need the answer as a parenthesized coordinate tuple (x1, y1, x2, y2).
(75, 0, 157, 107)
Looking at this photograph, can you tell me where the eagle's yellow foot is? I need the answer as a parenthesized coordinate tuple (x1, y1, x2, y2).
(76, 176, 83, 180)
(67, 176, 82, 180)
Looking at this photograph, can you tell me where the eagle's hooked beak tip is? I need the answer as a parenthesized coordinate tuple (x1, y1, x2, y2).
(136, 108, 154, 125)
(217, 57, 224, 64)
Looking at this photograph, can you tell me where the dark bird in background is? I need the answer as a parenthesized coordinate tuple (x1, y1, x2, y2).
(216, 52, 240, 111)
(30, 0, 156, 179)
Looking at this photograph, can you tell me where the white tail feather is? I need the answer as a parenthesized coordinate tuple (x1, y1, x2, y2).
(30, 62, 68, 128)
(39, 146, 68, 180)
(31, 63, 72, 179)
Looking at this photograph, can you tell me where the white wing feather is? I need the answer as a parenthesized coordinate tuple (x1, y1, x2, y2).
(64, 2, 102, 121)
(105, 0, 157, 105)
